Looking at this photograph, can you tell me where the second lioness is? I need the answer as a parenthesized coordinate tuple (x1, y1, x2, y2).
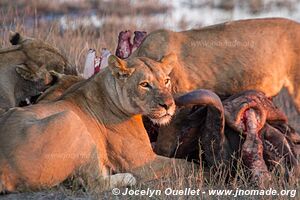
(130, 18, 300, 111)
(0, 32, 69, 113)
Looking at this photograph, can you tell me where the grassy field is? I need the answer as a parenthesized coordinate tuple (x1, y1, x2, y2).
(1, 157, 299, 199)
(1, 0, 300, 199)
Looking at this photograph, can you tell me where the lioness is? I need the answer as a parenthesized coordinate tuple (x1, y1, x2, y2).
(0, 32, 70, 113)
(130, 18, 300, 112)
(0, 54, 188, 193)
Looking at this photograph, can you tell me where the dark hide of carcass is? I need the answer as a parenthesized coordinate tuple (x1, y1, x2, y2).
(223, 91, 300, 186)
(150, 90, 300, 188)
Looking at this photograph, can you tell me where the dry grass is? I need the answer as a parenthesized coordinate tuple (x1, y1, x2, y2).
(2, 157, 299, 199)
(0, 1, 300, 199)
(0, 0, 168, 74)
(0, 21, 144, 74)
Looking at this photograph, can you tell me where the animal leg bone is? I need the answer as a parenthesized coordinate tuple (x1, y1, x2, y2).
(241, 108, 271, 188)
(115, 30, 132, 59)
(83, 49, 96, 79)
(132, 31, 147, 52)
(99, 48, 111, 70)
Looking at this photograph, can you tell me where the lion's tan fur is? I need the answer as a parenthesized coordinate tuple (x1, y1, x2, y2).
(36, 71, 84, 103)
(131, 18, 300, 111)
(1, 32, 68, 72)
(0, 55, 188, 193)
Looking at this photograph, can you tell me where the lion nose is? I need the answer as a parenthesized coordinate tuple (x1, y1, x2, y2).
(158, 100, 173, 110)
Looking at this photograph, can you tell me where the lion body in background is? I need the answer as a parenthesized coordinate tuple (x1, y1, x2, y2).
(0, 32, 69, 113)
(132, 18, 300, 112)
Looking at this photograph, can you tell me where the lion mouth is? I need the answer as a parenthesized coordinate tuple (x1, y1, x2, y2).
(148, 112, 173, 125)
(18, 73, 60, 107)
(147, 104, 176, 125)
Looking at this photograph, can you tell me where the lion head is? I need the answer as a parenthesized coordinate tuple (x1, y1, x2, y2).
(0, 31, 74, 111)
(8, 31, 69, 74)
(107, 53, 177, 125)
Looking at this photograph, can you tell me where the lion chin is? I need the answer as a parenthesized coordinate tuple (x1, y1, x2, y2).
(149, 114, 172, 126)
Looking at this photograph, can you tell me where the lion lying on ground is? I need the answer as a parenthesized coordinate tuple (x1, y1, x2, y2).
(0, 32, 70, 113)
(129, 18, 300, 112)
(0, 54, 191, 193)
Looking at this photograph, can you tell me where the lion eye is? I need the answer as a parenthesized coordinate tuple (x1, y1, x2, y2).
(139, 81, 150, 88)
(165, 78, 171, 86)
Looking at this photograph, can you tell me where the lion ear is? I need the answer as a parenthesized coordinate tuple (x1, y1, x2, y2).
(49, 70, 63, 79)
(16, 63, 44, 82)
(16, 64, 37, 81)
(108, 55, 135, 79)
(16, 64, 52, 84)
(160, 53, 177, 75)
(9, 31, 22, 45)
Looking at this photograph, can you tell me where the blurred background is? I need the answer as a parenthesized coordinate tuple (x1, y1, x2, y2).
(1, 0, 300, 70)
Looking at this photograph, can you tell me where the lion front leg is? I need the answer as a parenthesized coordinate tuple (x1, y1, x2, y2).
(83, 161, 137, 192)
(75, 149, 137, 194)
(103, 173, 136, 189)
(85, 173, 137, 194)
(129, 155, 194, 183)
(284, 74, 300, 114)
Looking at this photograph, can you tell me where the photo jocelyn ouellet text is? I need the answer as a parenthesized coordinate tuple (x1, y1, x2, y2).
(112, 187, 297, 198)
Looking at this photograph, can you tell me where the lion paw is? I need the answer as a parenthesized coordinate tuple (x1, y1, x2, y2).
(120, 173, 137, 186)
(108, 173, 137, 188)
